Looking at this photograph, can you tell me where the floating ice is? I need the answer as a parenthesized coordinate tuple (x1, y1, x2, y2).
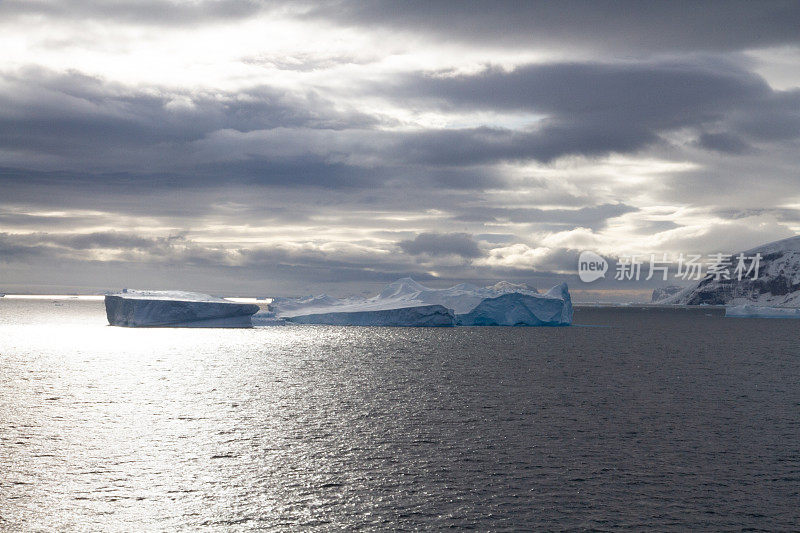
(286, 304, 455, 327)
(273, 278, 571, 327)
(272, 277, 541, 317)
(456, 283, 573, 326)
(725, 304, 800, 318)
(105, 290, 260, 328)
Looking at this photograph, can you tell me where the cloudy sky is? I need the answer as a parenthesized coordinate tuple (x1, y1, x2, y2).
(1, 1, 799, 296)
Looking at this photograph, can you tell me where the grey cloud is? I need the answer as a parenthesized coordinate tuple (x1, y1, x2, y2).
(307, 1, 800, 53)
(0, 231, 188, 257)
(398, 232, 483, 259)
(3, 60, 794, 207)
(712, 208, 800, 224)
(0, 230, 445, 290)
(0, 69, 376, 156)
(697, 132, 751, 154)
(451, 204, 635, 230)
(61, 232, 184, 250)
(0, 0, 267, 26)
(389, 60, 792, 162)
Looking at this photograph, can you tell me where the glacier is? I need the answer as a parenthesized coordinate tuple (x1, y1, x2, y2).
(271, 278, 572, 327)
(105, 290, 260, 328)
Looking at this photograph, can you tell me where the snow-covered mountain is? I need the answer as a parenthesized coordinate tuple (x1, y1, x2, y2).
(271, 277, 543, 317)
(651, 285, 683, 303)
(659, 235, 800, 307)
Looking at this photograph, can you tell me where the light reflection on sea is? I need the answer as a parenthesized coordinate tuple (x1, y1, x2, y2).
(1, 298, 799, 530)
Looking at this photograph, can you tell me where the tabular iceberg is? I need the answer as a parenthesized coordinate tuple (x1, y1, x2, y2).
(105, 290, 260, 328)
(286, 304, 455, 327)
(456, 283, 573, 326)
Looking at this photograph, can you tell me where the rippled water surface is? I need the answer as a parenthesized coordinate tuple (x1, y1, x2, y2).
(1, 299, 799, 530)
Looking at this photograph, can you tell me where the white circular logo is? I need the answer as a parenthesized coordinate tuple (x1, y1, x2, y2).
(578, 251, 608, 282)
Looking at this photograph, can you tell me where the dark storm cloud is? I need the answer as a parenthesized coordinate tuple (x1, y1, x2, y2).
(398, 232, 483, 258)
(307, 0, 800, 53)
(0, 0, 267, 26)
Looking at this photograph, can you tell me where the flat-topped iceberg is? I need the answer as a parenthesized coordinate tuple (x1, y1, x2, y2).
(105, 290, 260, 328)
(287, 304, 455, 327)
(271, 278, 572, 327)
(456, 283, 573, 326)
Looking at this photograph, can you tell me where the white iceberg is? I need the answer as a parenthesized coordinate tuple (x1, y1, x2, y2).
(105, 290, 260, 328)
(456, 283, 573, 326)
(271, 277, 541, 317)
(272, 278, 572, 327)
(725, 304, 800, 318)
(286, 304, 455, 327)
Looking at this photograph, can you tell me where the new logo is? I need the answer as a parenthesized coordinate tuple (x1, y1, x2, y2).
(578, 251, 608, 282)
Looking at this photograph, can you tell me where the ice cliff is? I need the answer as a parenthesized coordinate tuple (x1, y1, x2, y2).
(105, 290, 260, 328)
(456, 283, 573, 326)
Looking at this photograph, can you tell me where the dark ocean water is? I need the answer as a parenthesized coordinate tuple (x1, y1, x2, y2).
(1, 299, 799, 531)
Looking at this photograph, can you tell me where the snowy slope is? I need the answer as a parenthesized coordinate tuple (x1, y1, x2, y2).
(659, 235, 800, 307)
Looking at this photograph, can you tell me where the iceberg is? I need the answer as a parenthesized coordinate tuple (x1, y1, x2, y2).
(286, 304, 455, 327)
(271, 277, 542, 317)
(456, 283, 573, 326)
(725, 304, 800, 318)
(105, 290, 260, 328)
(272, 278, 572, 327)
(251, 311, 287, 326)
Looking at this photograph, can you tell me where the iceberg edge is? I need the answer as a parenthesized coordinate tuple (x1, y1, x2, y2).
(105, 291, 260, 328)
